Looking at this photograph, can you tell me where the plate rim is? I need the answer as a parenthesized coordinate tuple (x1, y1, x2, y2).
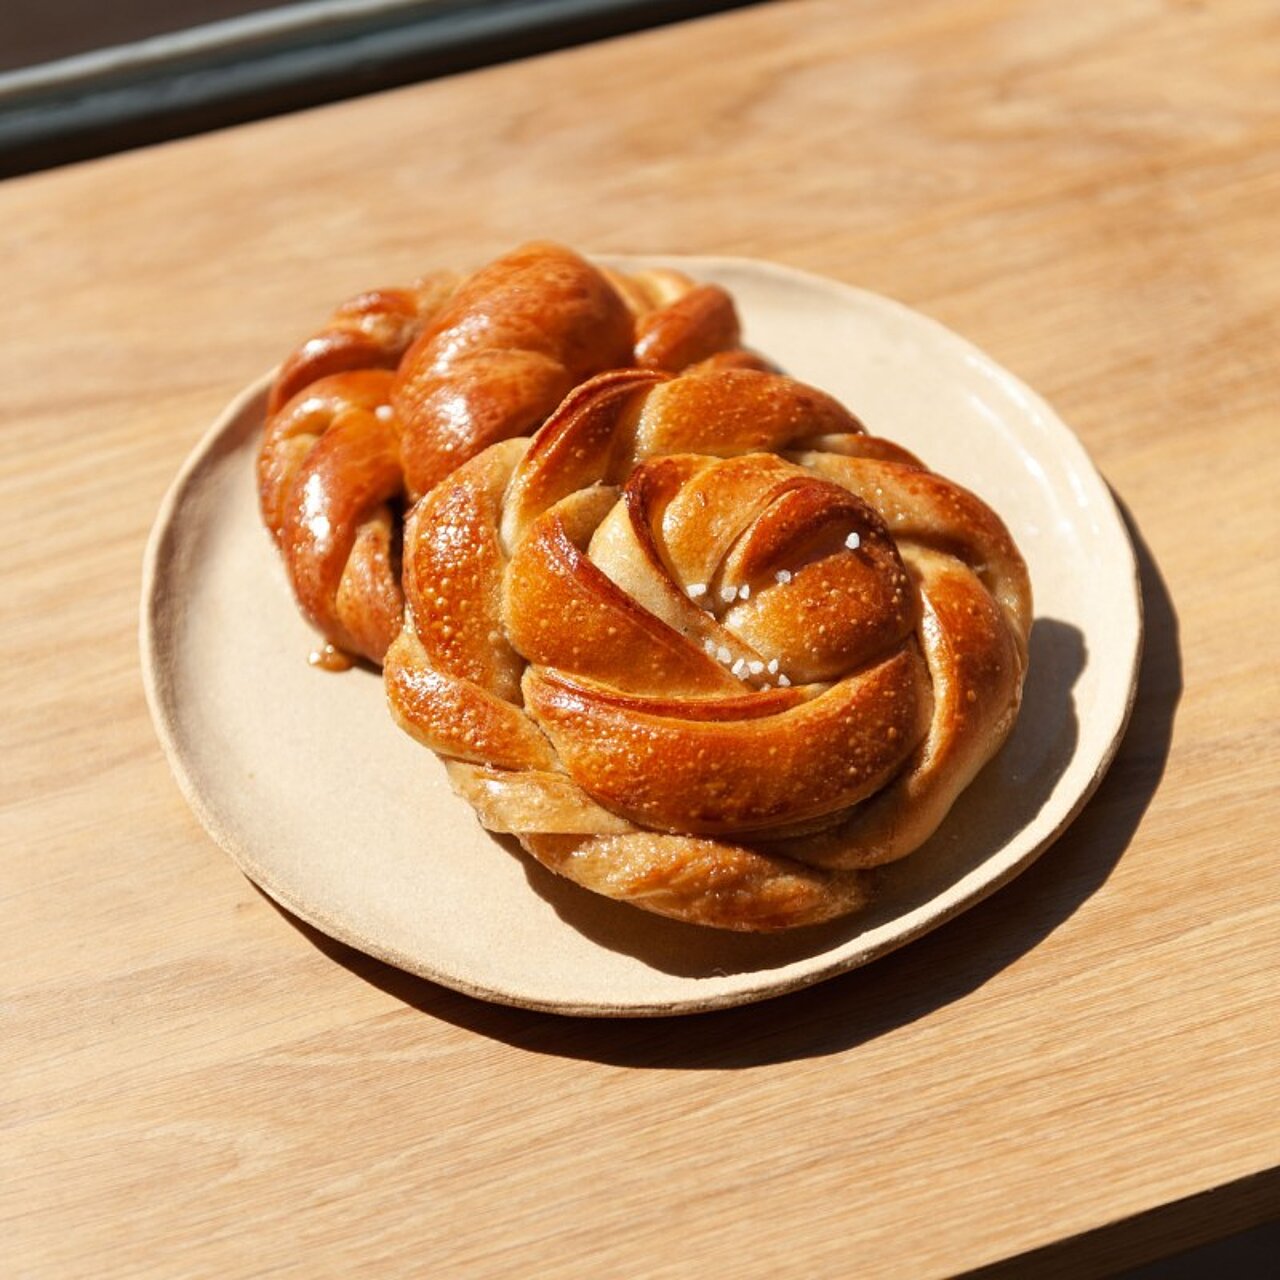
(140, 254, 1144, 1017)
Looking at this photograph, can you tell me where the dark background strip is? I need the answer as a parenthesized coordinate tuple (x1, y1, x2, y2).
(0, 0, 760, 177)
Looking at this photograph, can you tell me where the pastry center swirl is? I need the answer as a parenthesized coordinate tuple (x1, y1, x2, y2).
(503, 452, 933, 836)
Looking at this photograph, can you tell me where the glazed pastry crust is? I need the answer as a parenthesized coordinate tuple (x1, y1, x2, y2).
(258, 243, 761, 663)
(385, 367, 1032, 930)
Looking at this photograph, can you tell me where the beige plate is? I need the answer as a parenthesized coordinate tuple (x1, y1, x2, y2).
(141, 256, 1141, 1017)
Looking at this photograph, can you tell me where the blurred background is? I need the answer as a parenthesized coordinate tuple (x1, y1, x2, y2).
(0, 0, 757, 176)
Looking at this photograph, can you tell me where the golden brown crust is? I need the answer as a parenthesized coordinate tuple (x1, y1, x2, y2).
(385, 366, 1032, 929)
(518, 831, 872, 932)
(633, 284, 743, 372)
(266, 275, 460, 418)
(259, 251, 1030, 929)
(522, 651, 931, 835)
(391, 242, 635, 500)
(257, 370, 404, 661)
(259, 244, 763, 664)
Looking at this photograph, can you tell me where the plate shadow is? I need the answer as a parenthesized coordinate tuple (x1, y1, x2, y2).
(265, 500, 1177, 1068)
(501, 612, 1082, 978)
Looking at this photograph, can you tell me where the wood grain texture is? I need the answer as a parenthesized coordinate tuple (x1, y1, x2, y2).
(2, 0, 1278, 1275)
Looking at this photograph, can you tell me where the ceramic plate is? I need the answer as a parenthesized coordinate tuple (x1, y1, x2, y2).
(141, 256, 1141, 1016)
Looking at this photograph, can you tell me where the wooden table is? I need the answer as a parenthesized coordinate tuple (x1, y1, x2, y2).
(5, 1, 1278, 1274)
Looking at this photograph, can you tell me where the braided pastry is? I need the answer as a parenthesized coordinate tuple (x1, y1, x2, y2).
(384, 368, 1032, 931)
(258, 242, 763, 665)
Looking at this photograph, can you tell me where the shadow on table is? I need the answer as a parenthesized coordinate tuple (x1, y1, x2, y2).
(498, 609, 1082, 978)
(267, 501, 1179, 1068)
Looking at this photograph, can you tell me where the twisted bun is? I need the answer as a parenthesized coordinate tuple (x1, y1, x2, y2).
(385, 368, 1031, 930)
(258, 244, 760, 664)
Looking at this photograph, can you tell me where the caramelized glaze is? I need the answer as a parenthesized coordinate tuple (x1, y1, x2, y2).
(258, 243, 763, 664)
(384, 366, 1032, 929)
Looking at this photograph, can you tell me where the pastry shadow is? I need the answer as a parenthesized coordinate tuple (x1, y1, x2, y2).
(501, 611, 1084, 978)
(507, 837, 861, 978)
(264, 498, 1178, 1066)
